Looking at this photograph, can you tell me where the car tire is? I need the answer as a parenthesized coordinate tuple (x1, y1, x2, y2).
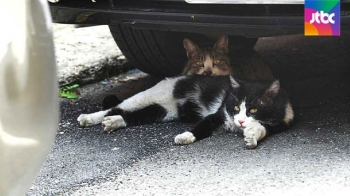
(109, 24, 258, 77)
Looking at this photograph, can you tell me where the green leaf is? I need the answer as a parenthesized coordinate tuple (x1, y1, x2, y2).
(60, 91, 78, 99)
(65, 93, 78, 99)
(61, 84, 80, 91)
(65, 84, 79, 90)
(59, 85, 79, 99)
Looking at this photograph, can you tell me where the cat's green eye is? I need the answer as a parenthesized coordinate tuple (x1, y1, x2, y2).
(196, 61, 204, 67)
(250, 108, 258, 114)
(213, 59, 221, 65)
(234, 106, 240, 111)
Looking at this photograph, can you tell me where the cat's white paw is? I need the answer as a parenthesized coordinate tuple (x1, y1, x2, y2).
(174, 131, 196, 145)
(77, 111, 108, 127)
(244, 137, 258, 149)
(243, 125, 266, 149)
(77, 114, 95, 127)
(102, 115, 126, 132)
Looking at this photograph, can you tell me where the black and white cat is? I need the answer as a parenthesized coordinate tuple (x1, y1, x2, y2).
(78, 75, 294, 148)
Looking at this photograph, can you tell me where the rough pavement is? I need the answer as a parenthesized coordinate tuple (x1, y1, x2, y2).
(54, 24, 128, 86)
(27, 33, 350, 196)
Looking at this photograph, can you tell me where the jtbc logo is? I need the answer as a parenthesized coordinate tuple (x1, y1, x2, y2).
(310, 11, 335, 24)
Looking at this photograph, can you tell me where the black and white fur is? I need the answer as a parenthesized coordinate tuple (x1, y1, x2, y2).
(78, 75, 294, 148)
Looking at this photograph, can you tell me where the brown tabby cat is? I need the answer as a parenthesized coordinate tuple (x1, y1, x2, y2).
(182, 35, 233, 76)
(182, 35, 274, 82)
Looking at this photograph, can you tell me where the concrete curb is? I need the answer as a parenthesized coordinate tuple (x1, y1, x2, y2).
(54, 24, 130, 87)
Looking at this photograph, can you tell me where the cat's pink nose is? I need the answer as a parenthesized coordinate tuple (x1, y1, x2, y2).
(238, 120, 245, 125)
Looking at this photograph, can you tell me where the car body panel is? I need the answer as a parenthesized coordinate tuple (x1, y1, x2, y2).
(49, 1, 350, 37)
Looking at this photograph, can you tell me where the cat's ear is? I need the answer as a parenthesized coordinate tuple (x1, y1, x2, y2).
(183, 39, 200, 58)
(260, 80, 280, 106)
(266, 80, 280, 96)
(230, 76, 240, 89)
(214, 35, 228, 54)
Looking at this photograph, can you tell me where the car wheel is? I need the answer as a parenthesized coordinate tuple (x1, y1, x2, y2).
(109, 24, 258, 77)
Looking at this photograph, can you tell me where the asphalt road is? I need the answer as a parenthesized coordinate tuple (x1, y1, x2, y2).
(27, 35, 350, 196)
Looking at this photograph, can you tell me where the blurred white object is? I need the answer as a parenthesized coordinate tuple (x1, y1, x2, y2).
(0, 0, 58, 196)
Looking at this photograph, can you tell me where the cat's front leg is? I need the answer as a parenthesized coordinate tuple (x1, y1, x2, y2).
(175, 111, 227, 145)
(243, 124, 266, 149)
(77, 110, 109, 127)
